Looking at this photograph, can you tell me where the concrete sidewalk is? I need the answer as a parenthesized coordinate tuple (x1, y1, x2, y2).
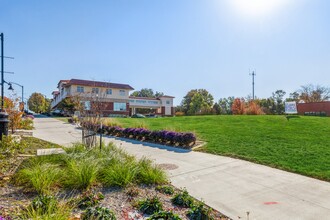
(33, 117, 330, 220)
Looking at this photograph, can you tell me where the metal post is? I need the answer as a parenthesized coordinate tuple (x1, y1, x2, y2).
(1, 33, 4, 110)
(100, 122, 102, 150)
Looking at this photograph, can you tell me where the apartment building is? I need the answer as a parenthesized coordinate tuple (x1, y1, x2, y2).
(51, 79, 174, 116)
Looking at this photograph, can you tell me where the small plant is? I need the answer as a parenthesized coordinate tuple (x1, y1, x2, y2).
(82, 206, 116, 220)
(149, 210, 182, 220)
(23, 196, 71, 220)
(77, 191, 105, 209)
(187, 202, 213, 220)
(30, 195, 58, 214)
(171, 189, 194, 208)
(137, 196, 163, 215)
(155, 185, 174, 195)
(0, 135, 24, 160)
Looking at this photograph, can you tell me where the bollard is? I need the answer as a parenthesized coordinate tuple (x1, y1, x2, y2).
(0, 111, 9, 140)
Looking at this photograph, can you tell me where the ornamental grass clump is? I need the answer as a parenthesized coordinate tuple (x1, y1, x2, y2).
(64, 158, 100, 190)
(15, 163, 62, 195)
(101, 159, 138, 187)
(137, 157, 167, 185)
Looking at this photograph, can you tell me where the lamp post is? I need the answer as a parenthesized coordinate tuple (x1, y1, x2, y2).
(0, 33, 9, 139)
(8, 82, 24, 111)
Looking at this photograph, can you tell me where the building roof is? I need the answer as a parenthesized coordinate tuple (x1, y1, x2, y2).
(129, 96, 160, 100)
(52, 91, 60, 95)
(159, 95, 175, 98)
(63, 79, 134, 90)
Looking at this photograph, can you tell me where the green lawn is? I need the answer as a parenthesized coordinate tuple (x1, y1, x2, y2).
(116, 115, 330, 181)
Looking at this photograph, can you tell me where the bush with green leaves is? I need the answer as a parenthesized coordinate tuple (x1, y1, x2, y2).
(0, 135, 25, 159)
(155, 185, 175, 195)
(82, 206, 116, 220)
(149, 210, 182, 220)
(137, 196, 163, 215)
(77, 191, 105, 209)
(171, 189, 194, 208)
(187, 202, 213, 220)
(30, 195, 58, 214)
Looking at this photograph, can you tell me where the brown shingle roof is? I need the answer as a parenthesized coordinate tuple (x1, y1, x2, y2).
(66, 79, 134, 90)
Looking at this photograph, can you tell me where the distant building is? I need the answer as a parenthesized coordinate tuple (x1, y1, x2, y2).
(51, 79, 174, 116)
(297, 101, 330, 116)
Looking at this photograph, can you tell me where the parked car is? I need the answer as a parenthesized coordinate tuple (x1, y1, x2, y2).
(145, 114, 158, 118)
(131, 114, 146, 118)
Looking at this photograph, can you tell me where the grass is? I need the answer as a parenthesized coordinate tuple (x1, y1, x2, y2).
(22, 136, 62, 155)
(115, 115, 330, 181)
(14, 142, 168, 193)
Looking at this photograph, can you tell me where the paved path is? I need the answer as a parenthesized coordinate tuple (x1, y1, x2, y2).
(33, 117, 330, 220)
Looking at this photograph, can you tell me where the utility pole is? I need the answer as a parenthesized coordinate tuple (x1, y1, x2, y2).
(250, 70, 256, 100)
(0, 33, 9, 139)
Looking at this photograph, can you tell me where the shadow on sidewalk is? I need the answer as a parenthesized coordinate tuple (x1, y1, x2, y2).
(105, 135, 191, 154)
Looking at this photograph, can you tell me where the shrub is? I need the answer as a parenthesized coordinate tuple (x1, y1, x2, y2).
(137, 158, 167, 185)
(82, 206, 116, 220)
(64, 158, 99, 190)
(19, 118, 34, 130)
(81, 123, 197, 148)
(77, 191, 105, 209)
(149, 211, 182, 220)
(245, 101, 264, 115)
(187, 202, 213, 220)
(232, 98, 245, 115)
(155, 185, 174, 195)
(175, 111, 185, 117)
(15, 163, 61, 194)
(0, 135, 24, 160)
(171, 189, 194, 208)
(137, 196, 163, 215)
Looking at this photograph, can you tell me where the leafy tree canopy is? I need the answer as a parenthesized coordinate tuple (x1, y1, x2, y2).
(181, 89, 214, 115)
(130, 88, 164, 98)
(27, 92, 49, 113)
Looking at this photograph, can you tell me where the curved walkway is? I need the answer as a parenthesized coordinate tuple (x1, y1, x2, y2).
(33, 117, 330, 220)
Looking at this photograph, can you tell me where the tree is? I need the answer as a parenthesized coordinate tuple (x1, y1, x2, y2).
(212, 103, 221, 115)
(218, 97, 235, 114)
(231, 98, 245, 115)
(181, 89, 214, 115)
(297, 84, 330, 102)
(272, 90, 286, 114)
(28, 93, 49, 113)
(130, 88, 164, 98)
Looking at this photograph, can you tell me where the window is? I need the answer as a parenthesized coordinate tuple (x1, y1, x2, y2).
(106, 89, 112, 95)
(92, 88, 99, 94)
(119, 90, 126, 96)
(114, 102, 126, 111)
(166, 100, 171, 105)
(77, 86, 84, 93)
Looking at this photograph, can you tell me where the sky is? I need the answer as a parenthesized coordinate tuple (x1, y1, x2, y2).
(1, 0, 330, 105)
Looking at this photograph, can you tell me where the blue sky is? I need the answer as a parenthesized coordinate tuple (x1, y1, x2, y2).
(1, 0, 329, 105)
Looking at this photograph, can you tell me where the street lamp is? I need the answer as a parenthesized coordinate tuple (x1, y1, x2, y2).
(8, 82, 24, 111)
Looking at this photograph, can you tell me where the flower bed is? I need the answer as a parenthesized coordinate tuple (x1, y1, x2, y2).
(80, 122, 196, 149)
